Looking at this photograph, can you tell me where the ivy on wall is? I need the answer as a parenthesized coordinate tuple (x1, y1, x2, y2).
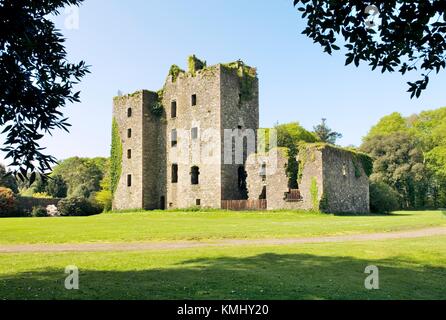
(168, 65, 185, 82)
(110, 118, 122, 196)
(353, 152, 373, 177)
(149, 89, 165, 118)
(297, 143, 373, 181)
(222, 61, 257, 103)
(310, 177, 319, 212)
(188, 55, 207, 76)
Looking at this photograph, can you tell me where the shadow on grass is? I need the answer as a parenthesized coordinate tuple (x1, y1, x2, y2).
(331, 212, 408, 217)
(0, 253, 445, 300)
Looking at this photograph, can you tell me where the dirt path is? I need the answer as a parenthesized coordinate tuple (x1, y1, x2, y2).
(1, 226, 446, 253)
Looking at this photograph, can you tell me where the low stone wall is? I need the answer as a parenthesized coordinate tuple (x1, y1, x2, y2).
(16, 197, 62, 215)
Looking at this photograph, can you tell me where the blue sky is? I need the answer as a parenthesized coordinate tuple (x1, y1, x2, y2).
(4, 0, 446, 163)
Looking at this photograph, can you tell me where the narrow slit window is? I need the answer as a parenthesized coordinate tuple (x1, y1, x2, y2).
(191, 127, 198, 140)
(171, 101, 177, 118)
(191, 166, 200, 185)
(127, 174, 132, 187)
(127, 149, 132, 159)
(171, 129, 178, 147)
(196, 199, 201, 206)
(127, 128, 132, 138)
(127, 108, 132, 117)
(191, 94, 197, 106)
(172, 164, 178, 183)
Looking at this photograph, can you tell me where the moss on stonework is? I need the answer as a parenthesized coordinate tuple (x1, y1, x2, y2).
(149, 89, 165, 118)
(188, 55, 207, 76)
(168, 65, 185, 82)
(299, 142, 373, 178)
(221, 60, 257, 103)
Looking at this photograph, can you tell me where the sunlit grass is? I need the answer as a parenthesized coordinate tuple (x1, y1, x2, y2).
(0, 210, 444, 245)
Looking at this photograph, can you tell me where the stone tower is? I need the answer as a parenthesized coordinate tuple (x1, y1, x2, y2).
(112, 91, 166, 210)
(112, 57, 259, 210)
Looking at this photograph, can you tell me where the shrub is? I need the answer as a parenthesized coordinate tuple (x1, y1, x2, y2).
(32, 192, 52, 199)
(0, 187, 16, 217)
(46, 205, 59, 217)
(58, 197, 102, 217)
(31, 206, 48, 217)
(94, 189, 112, 212)
(369, 180, 401, 213)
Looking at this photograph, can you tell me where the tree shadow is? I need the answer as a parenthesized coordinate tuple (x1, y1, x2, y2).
(331, 212, 408, 217)
(0, 252, 445, 300)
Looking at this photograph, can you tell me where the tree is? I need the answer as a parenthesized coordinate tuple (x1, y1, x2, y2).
(313, 118, 342, 145)
(46, 175, 68, 198)
(275, 122, 318, 153)
(293, 1, 446, 98)
(0, 164, 18, 193)
(94, 159, 112, 211)
(363, 107, 446, 208)
(361, 132, 428, 209)
(51, 157, 107, 198)
(364, 112, 409, 141)
(0, 0, 89, 181)
(275, 122, 318, 188)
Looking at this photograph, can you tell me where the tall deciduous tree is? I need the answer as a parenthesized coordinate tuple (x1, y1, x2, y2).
(361, 132, 428, 209)
(0, 0, 89, 181)
(293, 1, 446, 97)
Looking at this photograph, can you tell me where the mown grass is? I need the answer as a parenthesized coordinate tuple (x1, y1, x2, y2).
(0, 235, 445, 300)
(0, 210, 444, 245)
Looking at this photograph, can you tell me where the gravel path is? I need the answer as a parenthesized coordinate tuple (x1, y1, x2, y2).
(1, 226, 445, 253)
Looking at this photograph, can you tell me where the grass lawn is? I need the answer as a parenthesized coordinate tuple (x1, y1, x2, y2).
(0, 210, 445, 299)
(0, 236, 445, 300)
(0, 210, 445, 245)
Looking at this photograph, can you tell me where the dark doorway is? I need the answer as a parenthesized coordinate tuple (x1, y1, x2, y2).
(160, 196, 166, 210)
(238, 166, 248, 199)
(259, 186, 267, 200)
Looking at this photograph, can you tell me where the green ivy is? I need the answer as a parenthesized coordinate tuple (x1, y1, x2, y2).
(110, 118, 122, 196)
(319, 193, 329, 212)
(188, 55, 206, 76)
(168, 65, 184, 82)
(354, 152, 374, 177)
(298, 142, 374, 179)
(222, 61, 257, 103)
(310, 177, 319, 211)
(149, 89, 165, 118)
(353, 159, 362, 178)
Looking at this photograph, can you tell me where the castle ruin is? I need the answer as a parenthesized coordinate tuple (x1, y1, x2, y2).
(111, 56, 370, 213)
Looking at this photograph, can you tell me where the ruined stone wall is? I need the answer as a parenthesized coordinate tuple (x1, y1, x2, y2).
(246, 148, 322, 211)
(246, 145, 369, 213)
(112, 92, 145, 210)
(163, 66, 222, 209)
(142, 91, 166, 209)
(220, 66, 259, 201)
(321, 146, 370, 213)
(297, 146, 324, 211)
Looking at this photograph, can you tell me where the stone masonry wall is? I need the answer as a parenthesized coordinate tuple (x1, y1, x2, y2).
(163, 66, 222, 209)
(220, 65, 259, 201)
(246, 145, 369, 213)
(321, 146, 370, 213)
(142, 91, 166, 209)
(246, 148, 323, 211)
(112, 92, 145, 210)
